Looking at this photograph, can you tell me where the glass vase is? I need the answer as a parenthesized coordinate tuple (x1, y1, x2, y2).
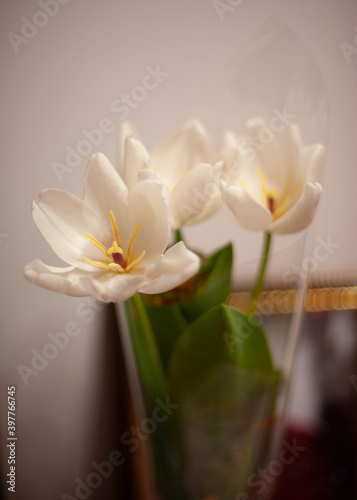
(114, 247, 306, 500)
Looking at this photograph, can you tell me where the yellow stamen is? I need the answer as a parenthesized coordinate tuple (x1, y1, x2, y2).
(239, 179, 255, 197)
(257, 168, 277, 204)
(83, 212, 145, 274)
(108, 263, 124, 272)
(257, 167, 268, 196)
(82, 257, 110, 270)
(125, 250, 146, 272)
(109, 210, 121, 247)
(276, 173, 293, 207)
(126, 223, 141, 263)
(84, 233, 108, 256)
(239, 167, 302, 221)
(273, 183, 302, 220)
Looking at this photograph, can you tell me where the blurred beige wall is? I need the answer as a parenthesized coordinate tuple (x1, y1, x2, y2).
(1, 0, 357, 498)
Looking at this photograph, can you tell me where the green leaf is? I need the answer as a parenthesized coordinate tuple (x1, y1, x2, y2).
(169, 304, 277, 404)
(168, 304, 280, 494)
(179, 243, 233, 323)
(143, 302, 189, 373)
(139, 243, 233, 373)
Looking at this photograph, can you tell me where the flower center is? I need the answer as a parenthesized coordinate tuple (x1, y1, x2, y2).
(257, 168, 302, 221)
(267, 196, 275, 214)
(82, 211, 145, 273)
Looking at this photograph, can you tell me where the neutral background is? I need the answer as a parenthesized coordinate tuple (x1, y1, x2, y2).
(1, 0, 356, 498)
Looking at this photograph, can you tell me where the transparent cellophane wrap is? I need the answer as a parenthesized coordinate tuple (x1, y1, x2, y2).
(116, 16, 328, 500)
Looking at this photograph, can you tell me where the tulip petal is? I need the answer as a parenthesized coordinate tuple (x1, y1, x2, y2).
(280, 124, 303, 180)
(127, 180, 170, 264)
(121, 136, 150, 189)
(32, 189, 108, 269)
(221, 184, 272, 231)
(218, 131, 240, 162)
(137, 169, 162, 183)
(117, 122, 136, 173)
(84, 152, 129, 221)
(81, 272, 146, 303)
(139, 242, 200, 294)
(268, 182, 323, 234)
(151, 120, 211, 188)
(24, 259, 89, 296)
(303, 144, 325, 185)
(170, 163, 222, 229)
(243, 118, 284, 187)
(218, 131, 242, 186)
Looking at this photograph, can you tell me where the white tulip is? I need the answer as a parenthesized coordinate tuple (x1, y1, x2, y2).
(220, 119, 325, 234)
(119, 121, 224, 230)
(25, 153, 199, 302)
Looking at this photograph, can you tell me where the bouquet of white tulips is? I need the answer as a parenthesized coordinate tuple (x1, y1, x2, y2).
(25, 119, 324, 500)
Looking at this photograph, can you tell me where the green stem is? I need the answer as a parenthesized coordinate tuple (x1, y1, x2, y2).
(247, 232, 272, 316)
(124, 293, 167, 402)
(124, 294, 187, 499)
(174, 228, 209, 264)
(174, 228, 184, 244)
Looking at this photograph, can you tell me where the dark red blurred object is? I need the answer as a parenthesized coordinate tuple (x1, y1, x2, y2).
(272, 400, 355, 500)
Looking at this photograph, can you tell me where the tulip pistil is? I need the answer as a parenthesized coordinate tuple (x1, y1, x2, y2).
(267, 197, 275, 214)
(83, 211, 145, 273)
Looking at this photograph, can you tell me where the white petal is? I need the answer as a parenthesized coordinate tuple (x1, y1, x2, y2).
(139, 242, 200, 294)
(80, 272, 145, 303)
(268, 182, 323, 234)
(280, 124, 303, 179)
(137, 169, 162, 183)
(218, 131, 242, 186)
(121, 136, 150, 189)
(151, 120, 211, 188)
(221, 184, 272, 231)
(303, 144, 325, 185)
(84, 152, 128, 216)
(32, 189, 108, 269)
(127, 180, 170, 265)
(24, 259, 89, 296)
(243, 118, 284, 188)
(218, 131, 240, 162)
(117, 122, 136, 174)
(170, 163, 222, 229)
